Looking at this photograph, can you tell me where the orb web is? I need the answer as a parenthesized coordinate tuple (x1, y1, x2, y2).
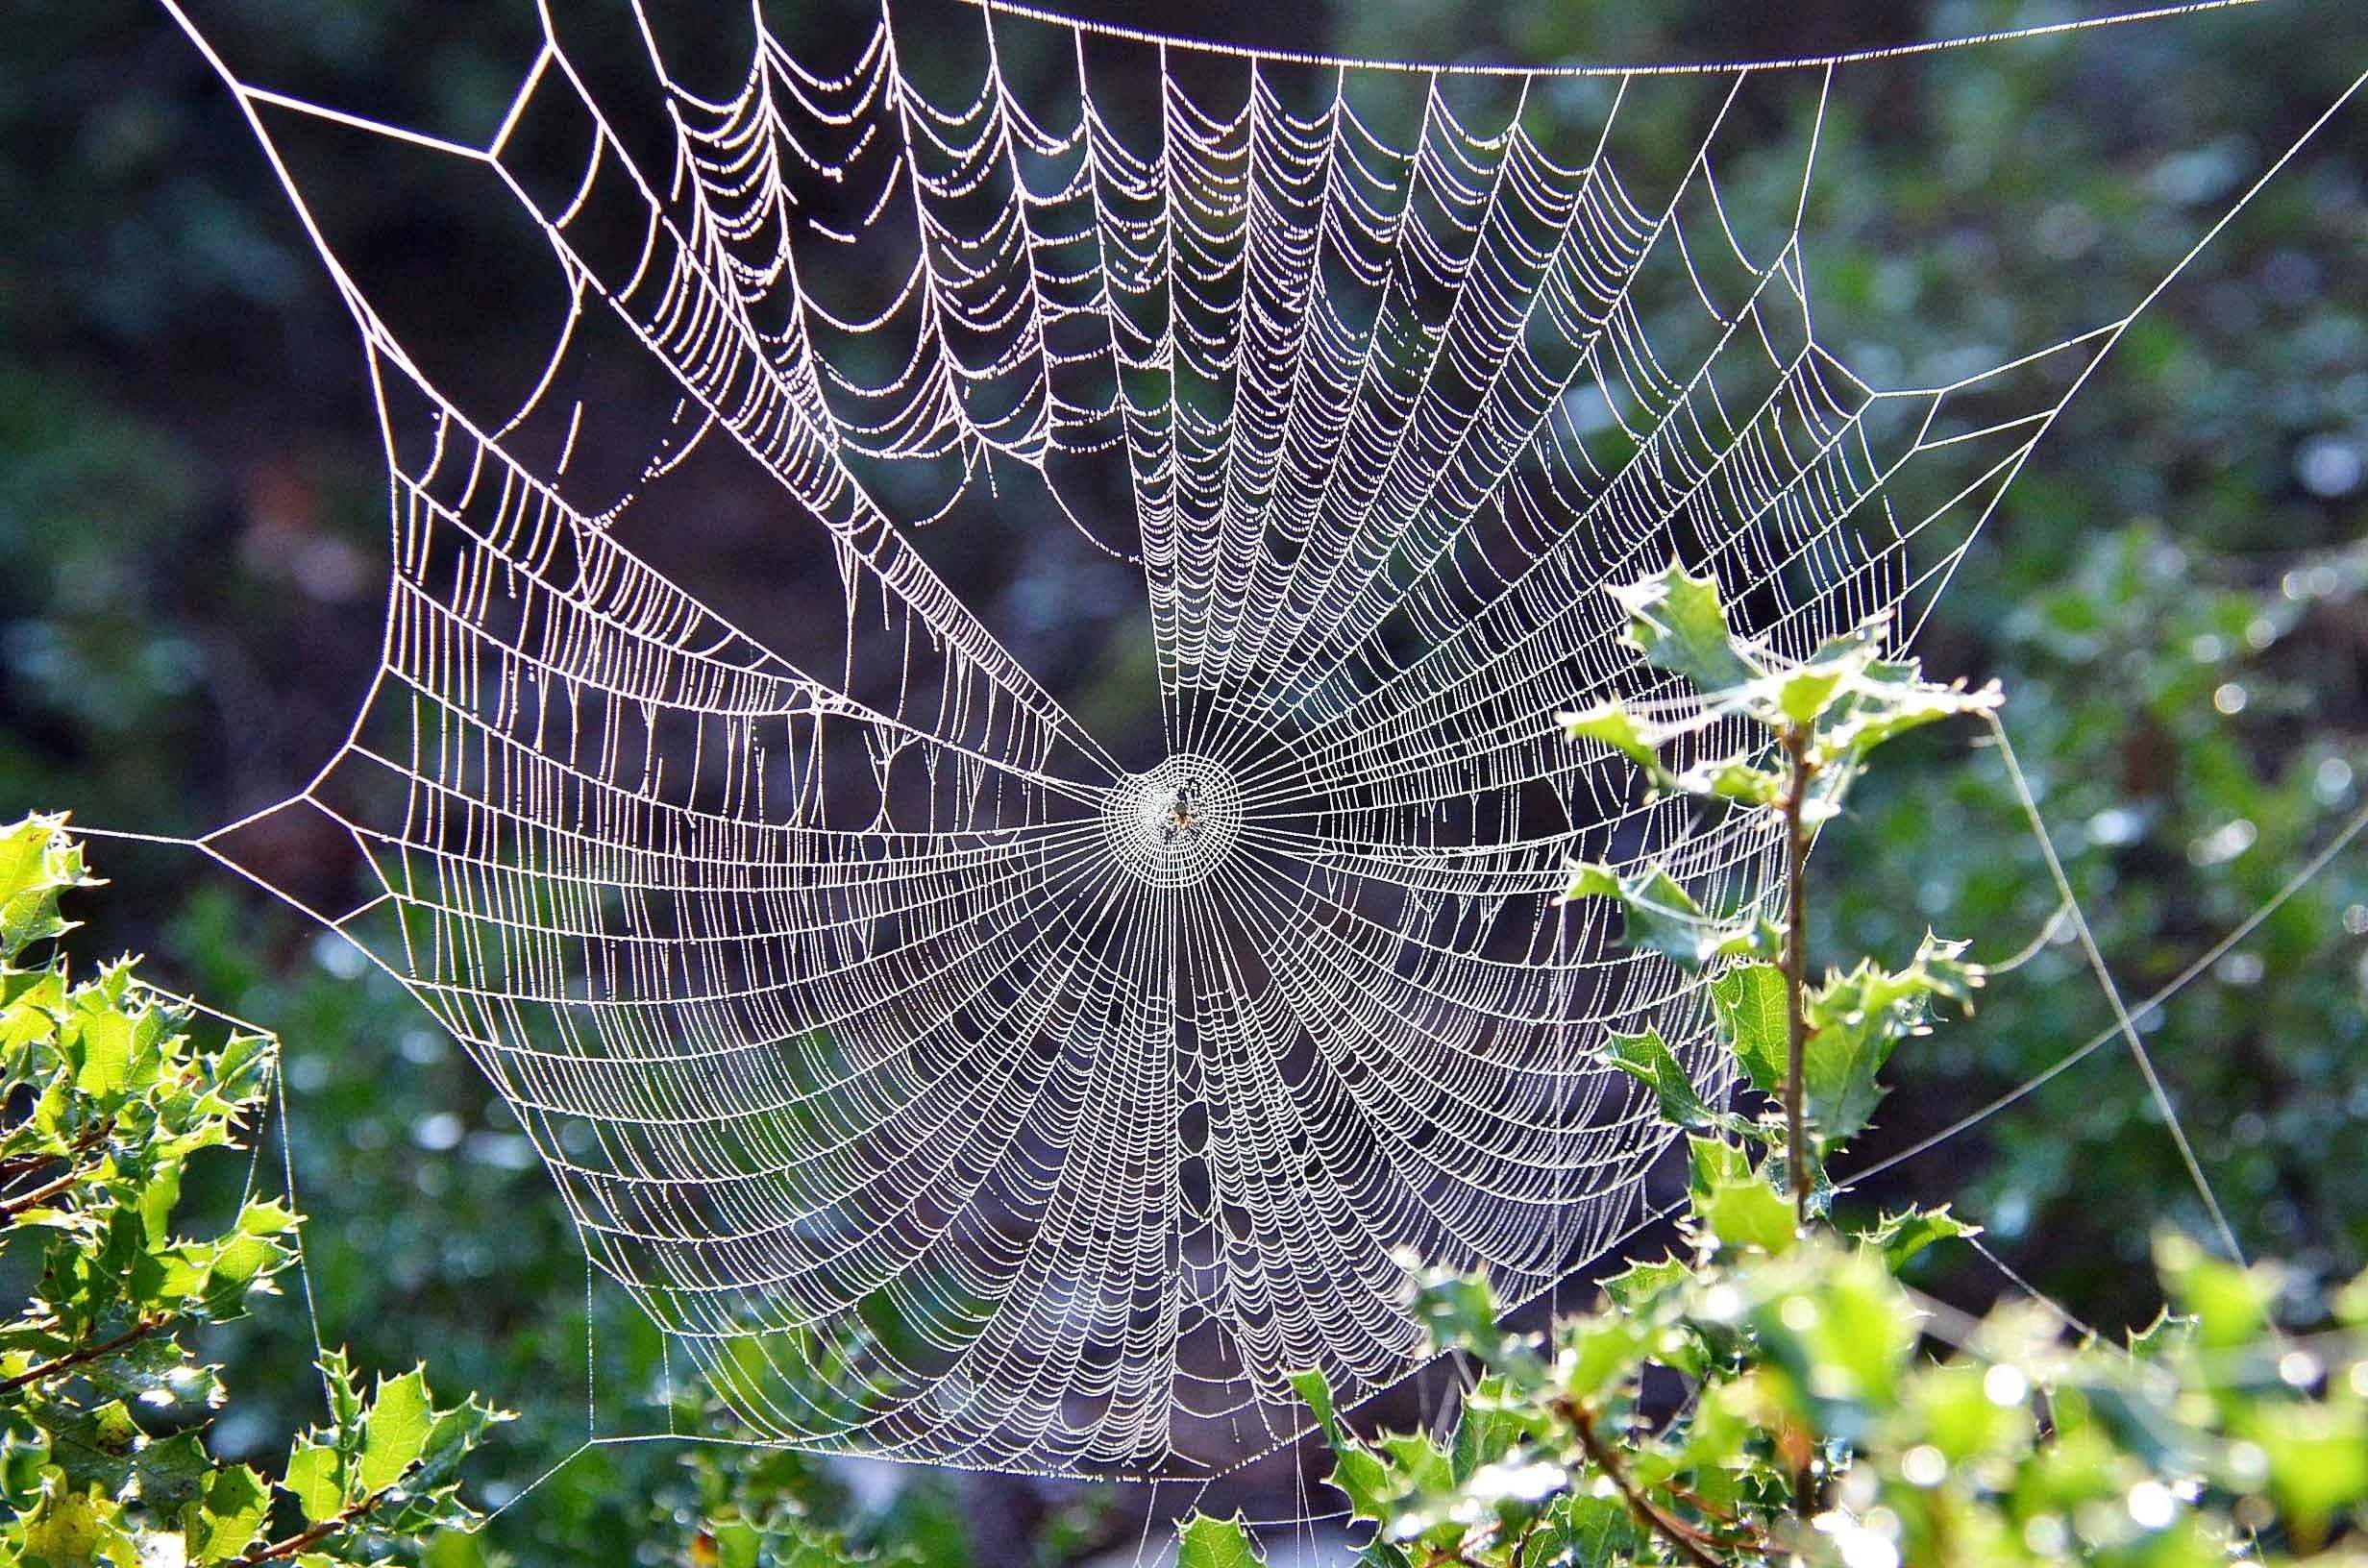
(151, 0, 2275, 1481)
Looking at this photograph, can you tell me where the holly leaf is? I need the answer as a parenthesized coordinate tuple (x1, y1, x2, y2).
(0, 816, 99, 966)
(186, 1463, 273, 1564)
(1860, 1206, 1980, 1270)
(284, 1438, 346, 1526)
(2155, 1234, 2284, 1353)
(1450, 1374, 1541, 1482)
(44, 1402, 215, 1515)
(1177, 1512, 1265, 1568)
(358, 1367, 432, 1495)
(1813, 659, 2003, 767)
(1536, 1491, 1651, 1567)
(19, 1466, 136, 1565)
(1710, 961, 1788, 1093)
(1406, 1270, 1514, 1364)
(1291, 1368, 1392, 1521)
(1609, 560, 1761, 695)
(1600, 1255, 1690, 1315)
(1670, 756, 1786, 806)
(1558, 702, 1664, 772)
(1687, 1137, 1794, 1256)
(1562, 864, 1758, 969)
(1798, 1011, 1896, 1146)
(1745, 1249, 1918, 1437)
(1759, 627, 1883, 726)
(1597, 1029, 1727, 1132)
(75, 1331, 223, 1415)
(2248, 1399, 2368, 1539)
(2124, 1309, 2196, 1363)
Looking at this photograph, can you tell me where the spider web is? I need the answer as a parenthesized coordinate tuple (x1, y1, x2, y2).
(130, 0, 2356, 1487)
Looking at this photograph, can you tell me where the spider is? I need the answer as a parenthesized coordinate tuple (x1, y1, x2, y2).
(1159, 783, 1201, 846)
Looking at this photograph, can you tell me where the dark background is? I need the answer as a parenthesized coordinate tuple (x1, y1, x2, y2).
(4, 0, 2366, 1561)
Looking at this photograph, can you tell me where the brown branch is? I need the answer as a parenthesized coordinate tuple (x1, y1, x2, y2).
(234, 1486, 387, 1565)
(1506, 1515, 1543, 1568)
(1777, 726, 1826, 1527)
(1780, 724, 1814, 1233)
(1663, 1482, 1744, 1529)
(1566, 1402, 1727, 1568)
(1, 1118, 116, 1223)
(0, 1316, 165, 1396)
(1, 1166, 88, 1221)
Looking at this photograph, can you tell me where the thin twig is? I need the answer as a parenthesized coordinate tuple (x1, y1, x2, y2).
(234, 1487, 386, 1565)
(0, 1118, 115, 1223)
(1778, 726, 1823, 1528)
(0, 1316, 165, 1396)
(1566, 1402, 1725, 1567)
(1780, 725, 1814, 1228)
(1, 1164, 91, 1221)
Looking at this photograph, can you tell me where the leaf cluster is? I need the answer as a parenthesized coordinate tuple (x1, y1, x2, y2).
(0, 815, 506, 1567)
(1178, 570, 2368, 1566)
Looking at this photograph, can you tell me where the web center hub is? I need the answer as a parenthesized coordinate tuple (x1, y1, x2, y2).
(1101, 754, 1243, 890)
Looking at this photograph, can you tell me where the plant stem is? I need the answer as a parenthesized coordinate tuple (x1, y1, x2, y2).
(1, 1166, 86, 1221)
(1780, 723, 1822, 1527)
(235, 1489, 384, 1565)
(1567, 1402, 1726, 1568)
(0, 1118, 114, 1224)
(0, 1316, 164, 1396)
(1780, 723, 1814, 1230)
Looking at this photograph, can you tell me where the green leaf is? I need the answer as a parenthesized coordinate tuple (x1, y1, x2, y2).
(1744, 1245, 1919, 1439)
(1687, 1136, 1794, 1256)
(1449, 1375, 1536, 1482)
(1905, 1360, 2034, 1464)
(1176, 1513, 1266, 1568)
(1799, 1017, 1894, 1146)
(1813, 660, 2003, 767)
(420, 1531, 496, 1568)
(75, 1333, 222, 1415)
(1537, 1490, 1651, 1567)
(45, 1402, 215, 1515)
(1671, 756, 1785, 805)
(1597, 1028, 1726, 1131)
(0, 815, 99, 966)
(2124, 1309, 2195, 1362)
(70, 1002, 136, 1100)
(1609, 561, 1761, 695)
(1290, 1368, 1393, 1522)
(1559, 702, 1662, 771)
(1406, 1270, 1515, 1364)
(284, 1438, 345, 1526)
(316, 1348, 365, 1436)
(1561, 864, 1756, 969)
(1560, 1311, 1651, 1405)
(1710, 962, 1788, 1093)
(19, 1466, 134, 1565)
(1764, 630, 1882, 725)
(1289, 1367, 1343, 1445)
(1600, 1255, 1690, 1315)
(188, 1464, 272, 1564)
(2249, 1399, 2368, 1538)
(358, 1367, 433, 1495)
(1860, 1206, 1981, 1270)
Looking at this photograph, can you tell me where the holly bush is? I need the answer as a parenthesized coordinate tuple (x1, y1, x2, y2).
(0, 815, 504, 1566)
(1180, 567, 2368, 1567)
